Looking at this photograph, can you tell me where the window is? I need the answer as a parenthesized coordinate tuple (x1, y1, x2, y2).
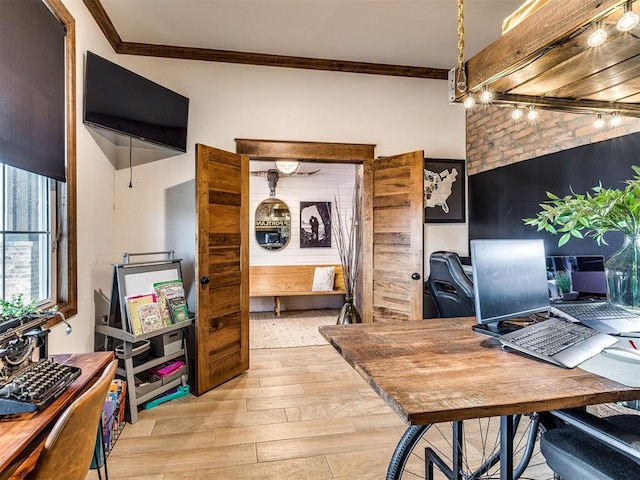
(0, 0, 78, 321)
(1, 166, 55, 308)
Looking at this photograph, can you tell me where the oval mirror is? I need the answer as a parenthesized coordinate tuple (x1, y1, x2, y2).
(255, 198, 291, 251)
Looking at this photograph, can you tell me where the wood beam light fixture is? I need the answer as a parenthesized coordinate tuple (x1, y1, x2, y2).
(450, 0, 640, 127)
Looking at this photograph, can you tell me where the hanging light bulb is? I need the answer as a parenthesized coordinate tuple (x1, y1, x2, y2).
(511, 106, 524, 120)
(588, 23, 608, 47)
(593, 114, 605, 129)
(526, 106, 539, 121)
(610, 112, 623, 127)
(617, 1, 639, 31)
(463, 94, 475, 109)
(479, 87, 493, 104)
(275, 160, 300, 174)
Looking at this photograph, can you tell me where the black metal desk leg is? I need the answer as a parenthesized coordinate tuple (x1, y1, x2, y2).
(500, 415, 514, 480)
(452, 421, 463, 480)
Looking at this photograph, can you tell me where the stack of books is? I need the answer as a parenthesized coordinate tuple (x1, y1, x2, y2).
(124, 279, 189, 335)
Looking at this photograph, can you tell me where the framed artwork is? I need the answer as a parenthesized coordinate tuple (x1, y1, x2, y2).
(300, 201, 332, 247)
(424, 158, 466, 223)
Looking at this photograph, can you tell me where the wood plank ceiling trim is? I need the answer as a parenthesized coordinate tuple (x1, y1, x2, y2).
(82, 0, 448, 80)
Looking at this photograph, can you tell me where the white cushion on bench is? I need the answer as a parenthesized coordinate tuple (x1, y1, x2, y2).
(312, 266, 335, 292)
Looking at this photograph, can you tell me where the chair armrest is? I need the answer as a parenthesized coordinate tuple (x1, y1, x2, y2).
(549, 408, 640, 463)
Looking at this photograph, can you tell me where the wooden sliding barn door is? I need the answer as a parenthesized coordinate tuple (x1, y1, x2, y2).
(361, 151, 424, 322)
(194, 144, 249, 395)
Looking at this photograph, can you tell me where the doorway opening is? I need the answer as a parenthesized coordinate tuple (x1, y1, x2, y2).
(237, 139, 372, 347)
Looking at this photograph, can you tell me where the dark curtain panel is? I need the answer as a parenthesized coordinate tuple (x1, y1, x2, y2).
(0, 0, 66, 182)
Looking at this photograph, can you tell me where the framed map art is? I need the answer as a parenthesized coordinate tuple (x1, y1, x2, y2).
(424, 158, 466, 223)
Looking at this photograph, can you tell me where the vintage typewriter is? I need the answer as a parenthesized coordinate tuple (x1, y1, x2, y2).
(0, 314, 81, 415)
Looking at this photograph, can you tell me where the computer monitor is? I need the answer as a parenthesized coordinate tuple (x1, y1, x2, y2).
(470, 239, 550, 334)
(546, 255, 606, 300)
(264, 232, 281, 244)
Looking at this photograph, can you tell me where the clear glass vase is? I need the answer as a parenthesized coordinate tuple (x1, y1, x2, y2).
(605, 234, 640, 310)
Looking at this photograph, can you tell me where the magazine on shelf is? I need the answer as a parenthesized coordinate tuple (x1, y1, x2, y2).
(125, 293, 156, 335)
(167, 296, 189, 323)
(153, 279, 186, 325)
(138, 303, 165, 333)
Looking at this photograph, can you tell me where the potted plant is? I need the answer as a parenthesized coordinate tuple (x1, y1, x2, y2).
(0, 294, 40, 322)
(0, 294, 66, 342)
(524, 165, 640, 310)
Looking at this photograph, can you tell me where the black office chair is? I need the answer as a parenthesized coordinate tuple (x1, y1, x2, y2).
(540, 408, 640, 480)
(426, 251, 475, 317)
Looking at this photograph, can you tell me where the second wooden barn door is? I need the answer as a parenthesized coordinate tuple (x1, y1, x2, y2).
(361, 151, 424, 322)
(194, 144, 249, 395)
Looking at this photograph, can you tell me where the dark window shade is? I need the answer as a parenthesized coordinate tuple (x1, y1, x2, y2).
(0, 0, 66, 183)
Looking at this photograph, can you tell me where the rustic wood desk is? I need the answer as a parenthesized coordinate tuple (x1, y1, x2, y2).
(0, 351, 114, 480)
(319, 318, 640, 479)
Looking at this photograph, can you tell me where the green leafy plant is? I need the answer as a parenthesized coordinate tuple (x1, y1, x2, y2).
(0, 294, 41, 321)
(523, 165, 640, 246)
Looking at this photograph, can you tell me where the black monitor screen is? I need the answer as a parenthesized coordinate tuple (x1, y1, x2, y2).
(265, 232, 281, 244)
(470, 239, 550, 325)
(546, 255, 606, 299)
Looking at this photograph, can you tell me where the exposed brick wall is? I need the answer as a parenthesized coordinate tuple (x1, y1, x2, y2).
(466, 106, 640, 176)
(5, 241, 40, 302)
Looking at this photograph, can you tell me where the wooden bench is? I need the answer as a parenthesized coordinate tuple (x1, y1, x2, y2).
(250, 265, 345, 316)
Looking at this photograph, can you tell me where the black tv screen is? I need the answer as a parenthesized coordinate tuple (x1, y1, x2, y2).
(83, 51, 189, 153)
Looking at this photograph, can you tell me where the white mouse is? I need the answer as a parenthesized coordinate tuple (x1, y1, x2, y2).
(602, 347, 640, 363)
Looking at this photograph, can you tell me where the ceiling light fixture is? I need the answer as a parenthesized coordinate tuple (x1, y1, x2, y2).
(450, 1, 638, 127)
(274, 160, 300, 175)
(479, 87, 493, 104)
(463, 94, 475, 109)
(511, 106, 524, 120)
(610, 112, 623, 127)
(587, 23, 608, 47)
(617, 0, 639, 31)
(593, 114, 605, 129)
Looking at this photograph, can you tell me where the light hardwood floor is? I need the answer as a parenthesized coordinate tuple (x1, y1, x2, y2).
(89, 345, 408, 479)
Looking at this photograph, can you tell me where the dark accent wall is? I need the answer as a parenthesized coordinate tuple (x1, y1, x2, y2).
(469, 132, 640, 258)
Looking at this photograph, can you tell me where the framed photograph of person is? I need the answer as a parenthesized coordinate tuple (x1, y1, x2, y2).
(424, 158, 466, 223)
(300, 201, 332, 247)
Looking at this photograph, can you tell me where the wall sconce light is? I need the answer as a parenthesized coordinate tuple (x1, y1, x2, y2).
(274, 160, 300, 175)
(618, 0, 639, 31)
(526, 106, 539, 121)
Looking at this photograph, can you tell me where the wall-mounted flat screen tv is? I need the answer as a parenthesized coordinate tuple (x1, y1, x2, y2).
(83, 51, 189, 153)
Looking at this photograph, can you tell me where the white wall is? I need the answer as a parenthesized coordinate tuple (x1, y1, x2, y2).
(48, 0, 467, 353)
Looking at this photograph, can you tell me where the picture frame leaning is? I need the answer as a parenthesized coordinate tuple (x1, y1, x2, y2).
(424, 158, 466, 224)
